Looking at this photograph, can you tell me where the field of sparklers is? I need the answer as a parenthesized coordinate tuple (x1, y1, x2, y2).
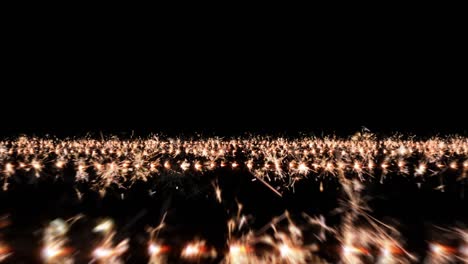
(0, 135, 467, 263)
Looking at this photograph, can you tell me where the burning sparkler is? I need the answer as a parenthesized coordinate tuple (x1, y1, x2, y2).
(147, 213, 169, 264)
(42, 215, 82, 264)
(92, 219, 129, 264)
(0, 243, 11, 262)
(181, 240, 217, 261)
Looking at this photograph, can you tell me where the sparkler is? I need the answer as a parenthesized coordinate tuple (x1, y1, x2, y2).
(224, 201, 325, 264)
(42, 215, 82, 264)
(424, 227, 468, 263)
(224, 203, 259, 263)
(92, 219, 129, 264)
(181, 240, 217, 260)
(0, 243, 11, 262)
(425, 243, 458, 263)
(147, 213, 169, 264)
(337, 179, 416, 264)
(147, 243, 169, 264)
(226, 243, 253, 264)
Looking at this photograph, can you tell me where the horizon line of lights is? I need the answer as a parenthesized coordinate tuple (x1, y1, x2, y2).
(0, 136, 467, 193)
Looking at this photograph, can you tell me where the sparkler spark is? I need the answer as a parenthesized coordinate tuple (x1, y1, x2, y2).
(92, 219, 128, 264)
(0, 243, 11, 262)
(147, 212, 169, 264)
(181, 240, 216, 260)
(42, 216, 81, 264)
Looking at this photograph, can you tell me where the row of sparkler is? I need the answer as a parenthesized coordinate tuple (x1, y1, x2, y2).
(0, 136, 467, 194)
(1, 212, 467, 263)
(0, 178, 467, 264)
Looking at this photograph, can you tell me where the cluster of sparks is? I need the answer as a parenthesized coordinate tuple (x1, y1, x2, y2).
(91, 219, 129, 264)
(0, 136, 467, 195)
(42, 216, 82, 264)
(0, 135, 467, 263)
(224, 208, 322, 264)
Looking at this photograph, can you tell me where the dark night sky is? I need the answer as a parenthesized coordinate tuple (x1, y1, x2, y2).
(1, 37, 466, 137)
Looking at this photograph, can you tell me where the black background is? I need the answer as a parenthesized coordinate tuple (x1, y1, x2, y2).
(1, 30, 466, 137)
